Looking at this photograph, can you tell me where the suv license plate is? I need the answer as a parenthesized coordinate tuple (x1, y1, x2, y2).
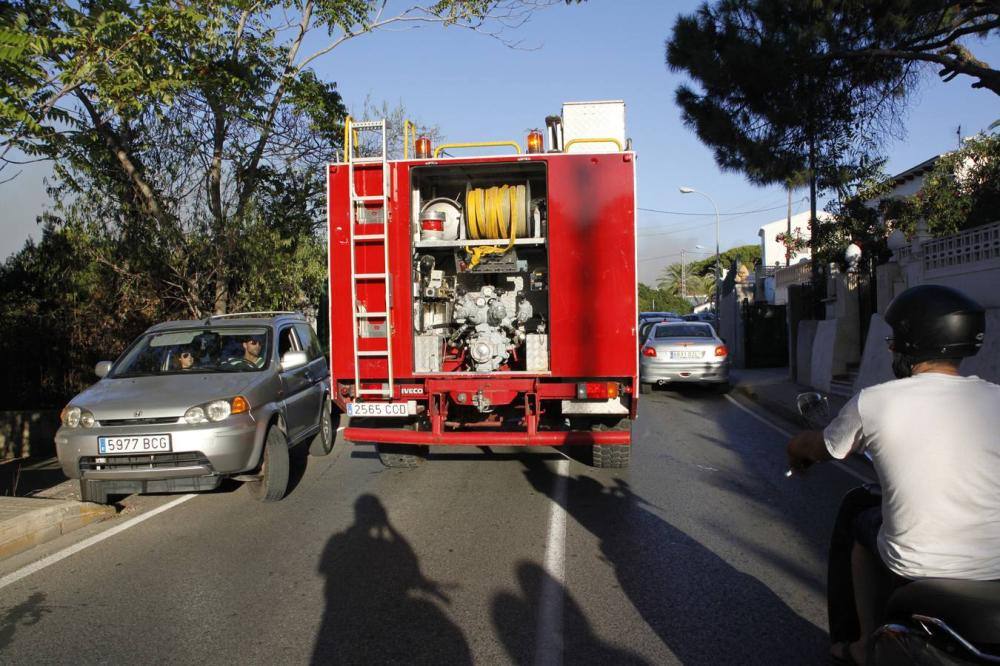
(347, 401, 415, 417)
(99, 434, 172, 454)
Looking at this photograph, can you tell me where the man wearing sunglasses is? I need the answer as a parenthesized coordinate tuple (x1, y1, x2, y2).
(223, 335, 266, 370)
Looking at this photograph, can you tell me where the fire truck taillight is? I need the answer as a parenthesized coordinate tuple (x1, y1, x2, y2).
(526, 130, 543, 154)
(415, 136, 432, 159)
(641, 346, 657, 357)
(577, 382, 620, 400)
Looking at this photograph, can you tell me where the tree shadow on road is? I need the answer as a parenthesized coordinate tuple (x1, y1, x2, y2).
(311, 494, 471, 665)
(492, 561, 650, 665)
(521, 460, 828, 665)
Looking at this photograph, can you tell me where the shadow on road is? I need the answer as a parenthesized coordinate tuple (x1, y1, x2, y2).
(0, 592, 50, 649)
(521, 460, 828, 664)
(492, 561, 650, 665)
(312, 494, 471, 665)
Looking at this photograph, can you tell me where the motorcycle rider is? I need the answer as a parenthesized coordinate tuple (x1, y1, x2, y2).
(786, 284, 1000, 664)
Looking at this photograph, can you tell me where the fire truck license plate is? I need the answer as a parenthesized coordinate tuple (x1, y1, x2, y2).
(347, 402, 415, 417)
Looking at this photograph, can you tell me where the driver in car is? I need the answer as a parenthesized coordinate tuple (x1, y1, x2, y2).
(224, 335, 266, 370)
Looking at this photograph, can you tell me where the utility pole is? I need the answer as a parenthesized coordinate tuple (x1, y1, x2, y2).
(786, 187, 792, 266)
(680, 249, 686, 298)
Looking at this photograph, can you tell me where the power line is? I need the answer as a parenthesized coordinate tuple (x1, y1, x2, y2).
(638, 199, 805, 218)
(637, 197, 810, 239)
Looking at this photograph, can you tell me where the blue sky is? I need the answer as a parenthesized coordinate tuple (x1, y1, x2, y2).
(3, 0, 998, 284)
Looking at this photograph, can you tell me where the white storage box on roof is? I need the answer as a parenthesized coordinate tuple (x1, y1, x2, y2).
(561, 100, 626, 154)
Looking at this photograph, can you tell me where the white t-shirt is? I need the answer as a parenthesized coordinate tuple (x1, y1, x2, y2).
(824, 372, 1000, 580)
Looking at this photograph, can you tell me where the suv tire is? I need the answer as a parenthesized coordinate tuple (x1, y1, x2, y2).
(309, 396, 336, 456)
(247, 427, 290, 502)
(79, 479, 110, 504)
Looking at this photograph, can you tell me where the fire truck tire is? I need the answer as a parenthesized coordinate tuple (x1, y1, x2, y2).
(639, 382, 652, 394)
(309, 397, 337, 456)
(375, 443, 428, 469)
(246, 427, 290, 502)
(590, 418, 632, 468)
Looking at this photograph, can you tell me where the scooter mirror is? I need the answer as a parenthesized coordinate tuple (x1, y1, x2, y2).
(795, 391, 829, 429)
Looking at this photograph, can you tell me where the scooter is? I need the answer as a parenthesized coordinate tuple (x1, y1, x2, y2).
(796, 392, 1000, 665)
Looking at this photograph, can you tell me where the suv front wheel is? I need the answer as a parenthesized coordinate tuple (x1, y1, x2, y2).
(246, 427, 290, 502)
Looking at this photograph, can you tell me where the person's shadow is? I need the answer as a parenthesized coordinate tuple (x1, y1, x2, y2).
(311, 494, 471, 665)
(521, 461, 829, 664)
(493, 561, 650, 665)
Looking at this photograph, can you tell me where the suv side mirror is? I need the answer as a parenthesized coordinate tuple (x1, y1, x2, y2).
(280, 350, 308, 371)
(95, 361, 112, 378)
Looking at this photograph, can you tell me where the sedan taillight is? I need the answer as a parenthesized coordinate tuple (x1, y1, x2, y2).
(642, 346, 657, 357)
(715, 345, 728, 357)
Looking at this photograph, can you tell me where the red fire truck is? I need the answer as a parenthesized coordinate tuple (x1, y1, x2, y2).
(327, 101, 638, 468)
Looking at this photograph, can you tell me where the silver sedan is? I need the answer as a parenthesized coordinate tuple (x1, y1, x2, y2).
(639, 322, 730, 393)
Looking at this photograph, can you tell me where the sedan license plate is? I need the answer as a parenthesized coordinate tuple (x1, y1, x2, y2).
(347, 401, 415, 417)
(98, 434, 172, 454)
(670, 350, 704, 359)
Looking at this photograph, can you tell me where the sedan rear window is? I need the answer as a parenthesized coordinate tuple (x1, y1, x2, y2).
(654, 324, 713, 339)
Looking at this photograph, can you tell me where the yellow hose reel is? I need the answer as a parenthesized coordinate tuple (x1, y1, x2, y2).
(464, 185, 528, 268)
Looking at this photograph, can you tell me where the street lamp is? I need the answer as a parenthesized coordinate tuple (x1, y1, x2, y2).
(679, 245, 708, 300)
(679, 187, 721, 321)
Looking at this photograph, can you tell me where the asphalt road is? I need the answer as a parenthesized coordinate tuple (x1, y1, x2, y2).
(0, 387, 869, 665)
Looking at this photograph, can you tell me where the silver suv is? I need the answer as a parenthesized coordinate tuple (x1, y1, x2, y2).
(54, 312, 333, 503)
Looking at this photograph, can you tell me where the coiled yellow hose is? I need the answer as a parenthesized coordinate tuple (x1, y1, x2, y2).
(465, 185, 526, 268)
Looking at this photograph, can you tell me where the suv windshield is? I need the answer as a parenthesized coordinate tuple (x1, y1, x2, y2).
(111, 326, 271, 377)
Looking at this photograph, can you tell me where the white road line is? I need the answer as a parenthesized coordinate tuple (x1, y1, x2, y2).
(723, 394, 874, 484)
(535, 457, 568, 666)
(0, 494, 197, 592)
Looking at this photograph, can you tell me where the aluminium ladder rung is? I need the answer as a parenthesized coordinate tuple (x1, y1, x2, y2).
(357, 389, 392, 396)
(355, 312, 388, 318)
(350, 156, 386, 164)
(350, 121, 383, 129)
(354, 195, 386, 203)
(354, 272, 387, 279)
(357, 350, 389, 357)
(354, 233, 386, 241)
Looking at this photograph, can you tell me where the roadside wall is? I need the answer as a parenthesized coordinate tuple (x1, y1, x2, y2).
(0, 411, 60, 460)
(855, 309, 1000, 391)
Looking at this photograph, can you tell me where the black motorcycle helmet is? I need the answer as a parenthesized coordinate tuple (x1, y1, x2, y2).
(884, 284, 985, 377)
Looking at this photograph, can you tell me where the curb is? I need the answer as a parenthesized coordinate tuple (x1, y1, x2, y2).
(0, 497, 116, 561)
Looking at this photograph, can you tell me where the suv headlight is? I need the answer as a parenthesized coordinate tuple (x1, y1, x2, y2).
(60, 406, 95, 428)
(183, 396, 249, 424)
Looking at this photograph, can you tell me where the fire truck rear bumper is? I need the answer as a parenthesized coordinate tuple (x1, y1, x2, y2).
(344, 428, 630, 447)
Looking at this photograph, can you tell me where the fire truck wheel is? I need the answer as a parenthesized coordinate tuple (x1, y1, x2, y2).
(639, 382, 652, 394)
(309, 397, 337, 456)
(590, 418, 632, 468)
(375, 443, 428, 469)
(246, 427, 290, 502)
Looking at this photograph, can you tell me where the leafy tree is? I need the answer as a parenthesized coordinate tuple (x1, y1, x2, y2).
(819, 132, 1000, 267)
(657, 262, 713, 299)
(667, 1, 906, 233)
(0, 0, 575, 315)
(637, 283, 692, 314)
(687, 244, 761, 278)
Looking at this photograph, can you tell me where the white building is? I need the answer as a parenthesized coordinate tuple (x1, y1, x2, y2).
(757, 210, 825, 269)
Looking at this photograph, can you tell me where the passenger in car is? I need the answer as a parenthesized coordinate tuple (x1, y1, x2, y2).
(176, 346, 197, 371)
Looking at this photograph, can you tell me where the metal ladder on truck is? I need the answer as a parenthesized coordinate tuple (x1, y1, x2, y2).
(346, 118, 394, 400)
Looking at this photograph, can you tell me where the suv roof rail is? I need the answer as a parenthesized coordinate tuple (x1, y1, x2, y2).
(209, 311, 300, 319)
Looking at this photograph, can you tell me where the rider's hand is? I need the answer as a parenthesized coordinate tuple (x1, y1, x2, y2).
(786, 431, 827, 474)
